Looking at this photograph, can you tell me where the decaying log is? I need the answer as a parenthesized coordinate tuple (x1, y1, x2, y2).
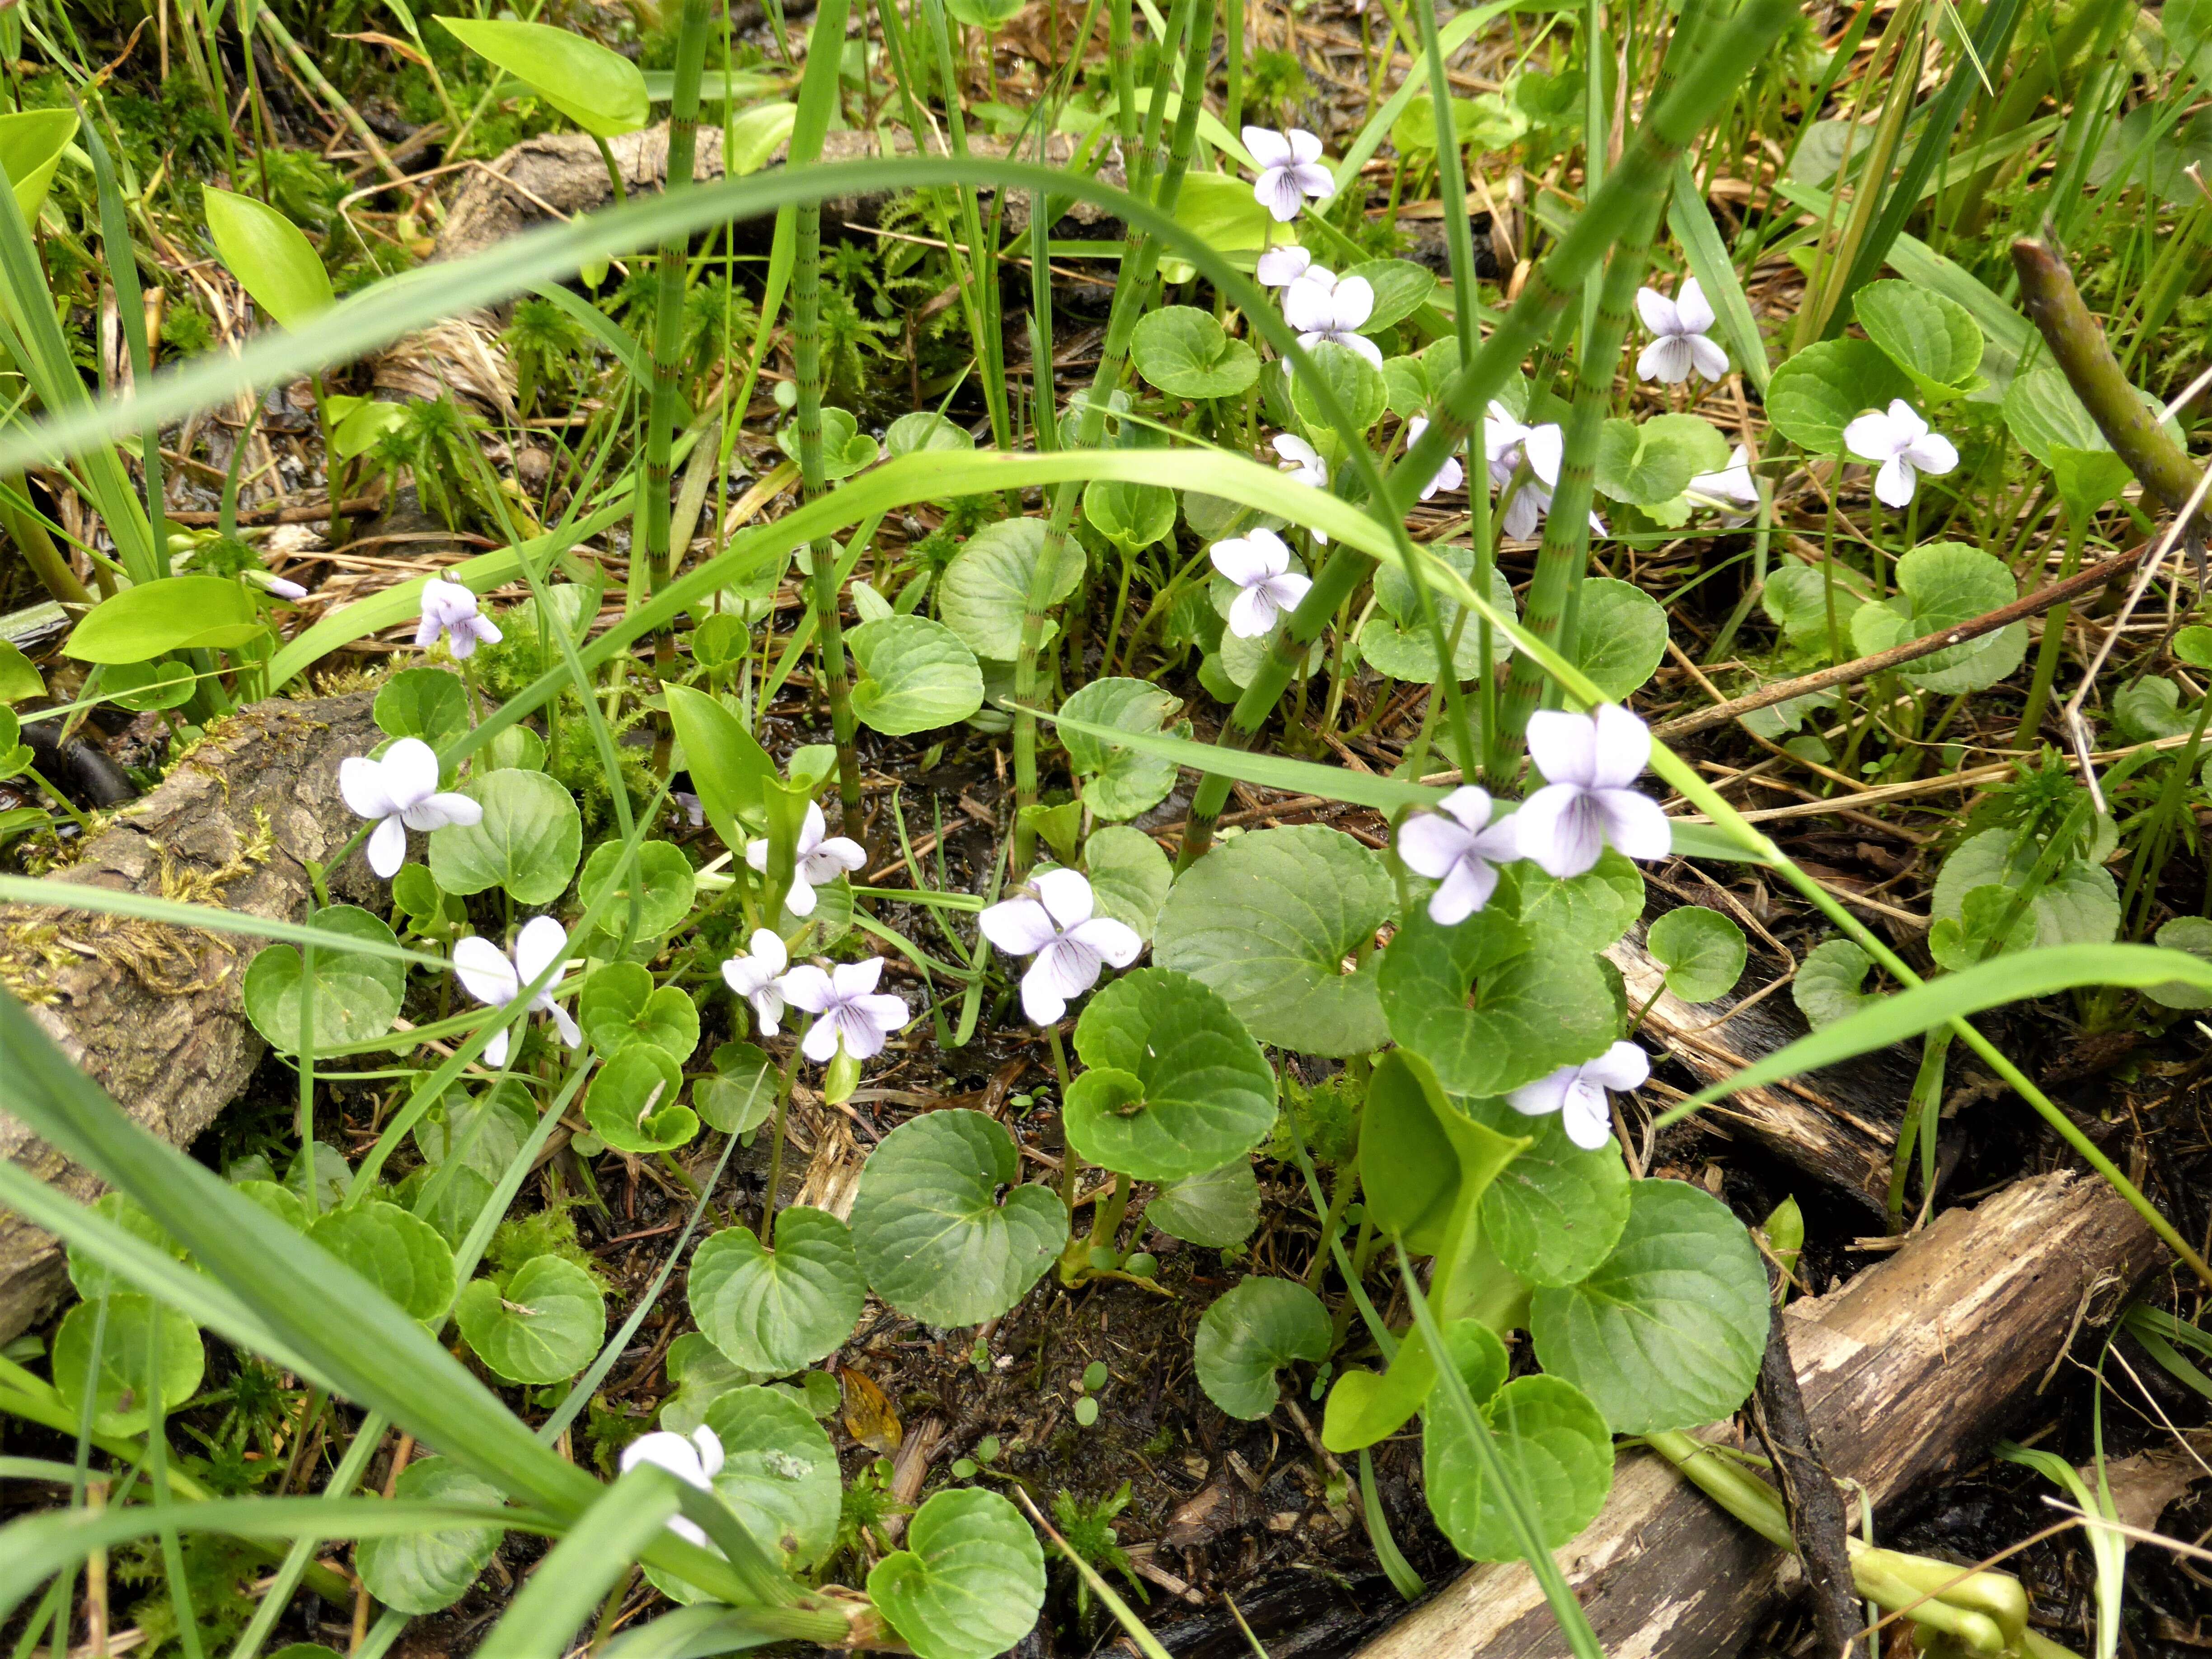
(1609, 932, 1906, 1212)
(0, 692, 380, 1340)
(1358, 1169, 2165, 1659)
(434, 123, 1124, 267)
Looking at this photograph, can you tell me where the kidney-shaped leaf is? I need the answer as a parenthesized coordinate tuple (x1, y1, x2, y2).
(1059, 678, 1188, 821)
(1645, 906, 1747, 1003)
(688, 1207, 865, 1377)
(1764, 338, 1912, 453)
(1424, 1372, 1615, 1563)
(885, 411, 975, 456)
(306, 1201, 456, 1324)
(1193, 1276, 1331, 1420)
(66, 576, 267, 663)
(938, 518, 1085, 661)
(1848, 542, 2025, 694)
(455, 1254, 606, 1383)
(1529, 1179, 1770, 1434)
(586, 1045, 698, 1154)
(850, 1110, 1062, 1327)
(436, 18, 649, 138)
(577, 840, 697, 942)
(1570, 576, 1667, 700)
(1154, 826, 1394, 1056)
(1083, 478, 1178, 553)
(1131, 305, 1261, 399)
(355, 1458, 507, 1614)
(52, 1295, 204, 1435)
(868, 1488, 1046, 1659)
(430, 769, 583, 905)
(580, 961, 701, 1061)
(243, 904, 406, 1054)
(1853, 279, 1982, 399)
(205, 187, 334, 331)
(849, 615, 985, 736)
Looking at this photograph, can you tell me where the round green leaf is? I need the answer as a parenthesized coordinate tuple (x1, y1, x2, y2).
(1793, 937, 1878, 1030)
(52, 1295, 204, 1434)
(355, 1458, 506, 1614)
(577, 840, 696, 940)
(1932, 827, 2118, 949)
(1060, 678, 1188, 821)
(938, 518, 1085, 661)
(1083, 825, 1173, 944)
(1645, 906, 1747, 1003)
(455, 1254, 606, 1383)
(1593, 413, 1725, 506)
(66, 576, 267, 663)
(689, 1207, 865, 1376)
(1194, 1276, 1331, 1419)
(868, 1488, 1046, 1659)
(243, 904, 406, 1054)
(68, 1193, 187, 1303)
(1847, 543, 2026, 694)
(307, 1201, 456, 1323)
(430, 769, 582, 905)
(698, 1040, 778, 1133)
(849, 615, 985, 736)
(851, 1110, 1061, 1326)
(704, 1386, 843, 1569)
(435, 17, 649, 138)
(1461, 1096, 1631, 1288)
(1130, 305, 1261, 398)
(1852, 279, 1983, 398)
(586, 1044, 698, 1154)
(1763, 338, 1912, 453)
(1064, 968, 1276, 1181)
(775, 408, 878, 478)
(1144, 1158, 1261, 1247)
(101, 658, 197, 713)
(1082, 478, 1179, 553)
(1289, 341, 1388, 435)
(1423, 1373, 1614, 1562)
(205, 187, 334, 331)
(1154, 825, 1394, 1056)
(374, 667, 469, 749)
(1570, 576, 1667, 700)
(885, 411, 975, 456)
(1529, 1180, 1770, 1434)
(580, 961, 701, 1061)
(2002, 368, 2135, 516)
(1378, 907, 1618, 1100)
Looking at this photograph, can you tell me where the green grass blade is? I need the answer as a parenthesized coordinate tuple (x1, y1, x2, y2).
(1330, 3, 1509, 192)
(1668, 157, 1769, 393)
(475, 1469, 683, 1659)
(1015, 1490, 1175, 1659)
(0, 877, 453, 972)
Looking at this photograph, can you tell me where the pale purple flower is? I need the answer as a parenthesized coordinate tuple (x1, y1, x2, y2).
(779, 956, 910, 1063)
(1403, 416, 1464, 501)
(1509, 1041, 1650, 1150)
(451, 916, 580, 1069)
(673, 792, 706, 829)
(1482, 403, 1605, 540)
(1634, 280, 1728, 384)
(1396, 787, 1521, 925)
(1687, 443, 1760, 512)
(1843, 399, 1958, 507)
(415, 576, 503, 660)
(1245, 127, 1334, 222)
(1209, 528, 1313, 638)
(1515, 705, 1671, 879)
(1270, 433, 1331, 544)
(1256, 245, 1317, 288)
(720, 928, 789, 1036)
(1283, 271, 1383, 368)
(339, 736, 482, 878)
(745, 801, 865, 918)
(978, 867, 1143, 1027)
(248, 568, 308, 600)
(619, 1427, 726, 1548)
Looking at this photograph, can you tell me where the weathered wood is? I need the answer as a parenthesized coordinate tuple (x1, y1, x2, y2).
(0, 692, 380, 1339)
(1358, 1169, 2164, 1659)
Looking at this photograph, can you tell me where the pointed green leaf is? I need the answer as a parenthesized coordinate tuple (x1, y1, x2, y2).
(205, 187, 334, 331)
(436, 18, 649, 138)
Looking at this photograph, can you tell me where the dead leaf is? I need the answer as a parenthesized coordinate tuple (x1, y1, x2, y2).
(842, 1366, 904, 1455)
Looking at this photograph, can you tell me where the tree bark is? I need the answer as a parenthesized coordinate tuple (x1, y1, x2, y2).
(1358, 1169, 2163, 1659)
(0, 691, 380, 1339)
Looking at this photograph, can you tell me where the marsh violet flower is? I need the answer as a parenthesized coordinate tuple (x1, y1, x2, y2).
(1687, 443, 1760, 511)
(1403, 416, 1465, 501)
(415, 576, 502, 659)
(720, 928, 790, 1036)
(778, 956, 910, 1063)
(452, 915, 580, 1069)
(340, 737, 482, 879)
(1482, 404, 1605, 541)
(248, 568, 308, 601)
(979, 867, 1143, 1026)
(619, 1427, 726, 1548)
(1245, 127, 1334, 222)
(1515, 705, 1671, 879)
(1270, 432, 1331, 545)
(1256, 245, 1317, 287)
(745, 801, 865, 918)
(1634, 279, 1728, 384)
(1509, 1041, 1650, 1150)
(1283, 271, 1383, 368)
(1396, 787, 1522, 925)
(1843, 399, 1958, 508)
(1209, 527, 1314, 638)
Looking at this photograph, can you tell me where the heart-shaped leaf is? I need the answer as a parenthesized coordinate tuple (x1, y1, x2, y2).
(1064, 968, 1277, 1181)
(1083, 825, 1173, 942)
(412, 1081, 534, 1180)
(436, 17, 649, 137)
(586, 1045, 698, 1154)
(1593, 413, 1725, 505)
(1847, 543, 2025, 694)
(66, 576, 268, 663)
(848, 615, 985, 736)
(1342, 259, 1437, 333)
(577, 840, 697, 943)
(1144, 1158, 1261, 1247)
(1289, 341, 1388, 435)
(455, 1254, 606, 1383)
(1932, 827, 2117, 949)
(1763, 338, 1913, 453)
(205, 187, 334, 331)
(430, 769, 582, 905)
(698, 1040, 778, 1133)
(2002, 367, 2136, 517)
(1424, 1372, 1614, 1562)
(1082, 478, 1179, 553)
(885, 411, 975, 456)
(689, 1207, 865, 1376)
(1194, 1276, 1331, 1419)
(1131, 305, 1262, 399)
(1361, 553, 1516, 683)
(1645, 906, 1747, 1003)
(1460, 1095, 1631, 1288)
(1570, 576, 1668, 700)
(868, 1489, 1046, 1659)
(1529, 1179, 1770, 1434)
(938, 519, 1085, 662)
(1378, 907, 1618, 1100)
(1154, 825, 1395, 1056)
(52, 1295, 204, 1434)
(306, 1201, 456, 1323)
(1059, 678, 1188, 822)
(243, 905, 406, 1054)
(355, 1458, 507, 1614)
(1500, 851, 1645, 954)
(850, 1110, 1062, 1327)
(1793, 938, 1879, 1030)
(776, 407, 878, 478)
(1853, 279, 1983, 401)
(580, 961, 701, 1061)
(373, 667, 468, 750)
(637, 1386, 843, 1596)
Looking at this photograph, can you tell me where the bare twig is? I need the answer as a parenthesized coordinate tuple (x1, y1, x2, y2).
(1750, 1302, 1861, 1659)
